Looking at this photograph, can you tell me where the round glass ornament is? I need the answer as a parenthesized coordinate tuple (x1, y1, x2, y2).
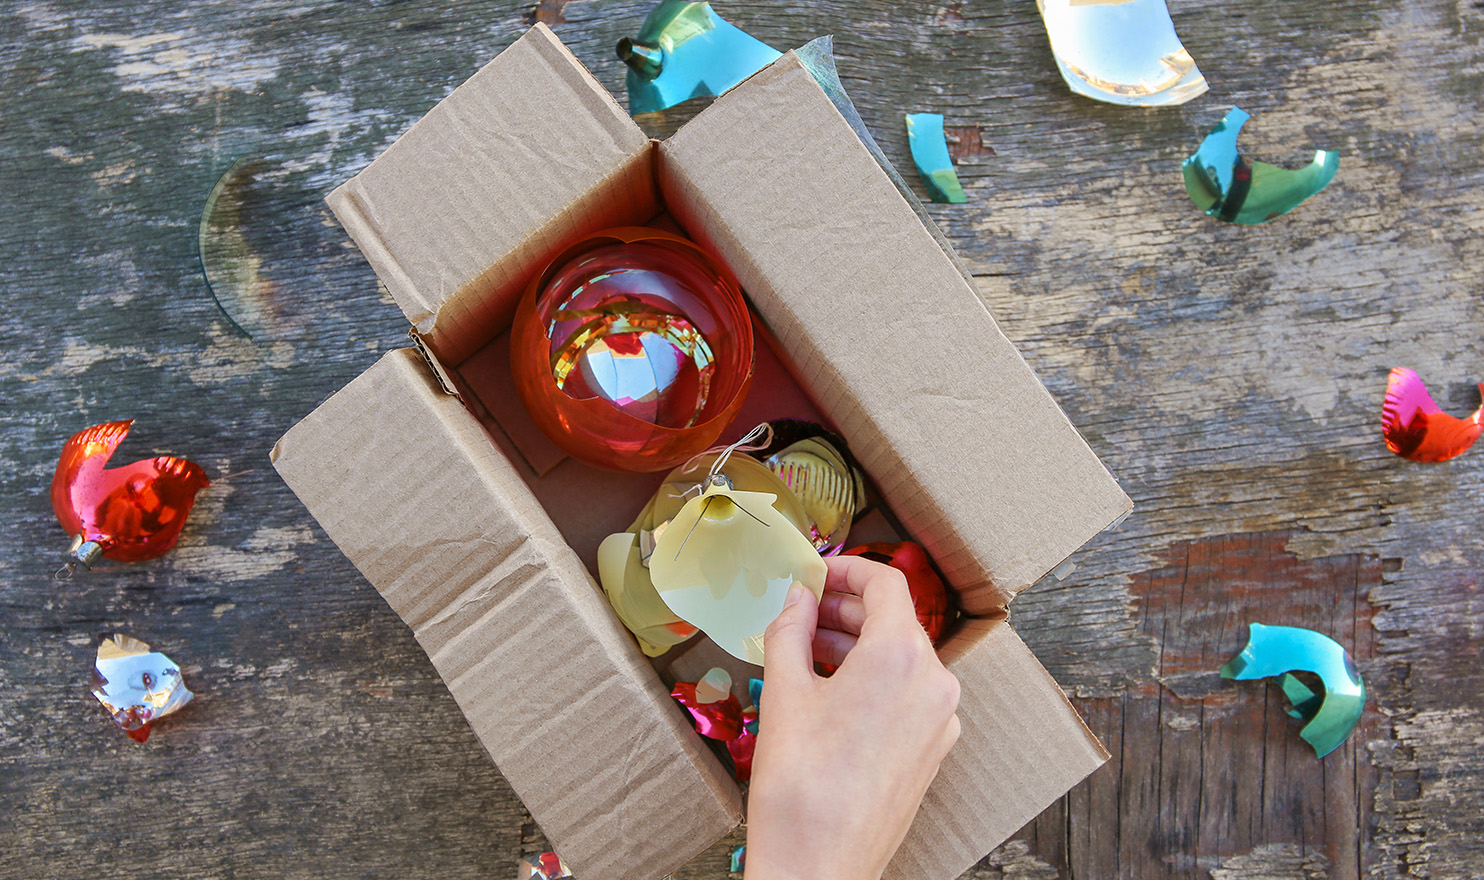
(511, 227, 754, 472)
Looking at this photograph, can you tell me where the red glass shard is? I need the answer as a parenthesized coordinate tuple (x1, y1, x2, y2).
(1381, 368, 1483, 463)
(51, 421, 210, 563)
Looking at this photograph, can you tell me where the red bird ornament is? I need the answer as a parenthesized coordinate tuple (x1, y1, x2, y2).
(1381, 368, 1483, 463)
(51, 420, 209, 575)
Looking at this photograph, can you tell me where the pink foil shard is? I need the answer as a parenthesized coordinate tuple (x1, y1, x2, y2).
(1381, 368, 1483, 463)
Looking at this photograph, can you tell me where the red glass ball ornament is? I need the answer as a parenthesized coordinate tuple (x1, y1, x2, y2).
(51, 420, 210, 569)
(511, 227, 754, 472)
(842, 541, 953, 644)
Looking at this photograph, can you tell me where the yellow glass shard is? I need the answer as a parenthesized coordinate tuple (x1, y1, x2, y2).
(598, 452, 817, 658)
(650, 483, 827, 664)
(597, 532, 694, 656)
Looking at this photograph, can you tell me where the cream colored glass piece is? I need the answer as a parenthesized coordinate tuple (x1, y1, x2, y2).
(597, 532, 695, 657)
(598, 452, 816, 658)
(639, 452, 811, 565)
(695, 667, 733, 704)
(650, 482, 828, 664)
(1038, 0, 1207, 107)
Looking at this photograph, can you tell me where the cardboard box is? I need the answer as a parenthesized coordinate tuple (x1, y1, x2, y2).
(271, 24, 1131, 880)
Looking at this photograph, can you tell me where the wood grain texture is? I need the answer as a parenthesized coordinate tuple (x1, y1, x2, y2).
(1, 0, 1480, 878)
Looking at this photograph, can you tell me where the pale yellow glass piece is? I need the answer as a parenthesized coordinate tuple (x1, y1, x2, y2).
(597, 532, 694, 657)
(650, 483, 827, 665)
(638, 452, 811, 564)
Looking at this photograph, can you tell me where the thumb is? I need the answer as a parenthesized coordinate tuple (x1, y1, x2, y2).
(763, 582, 818, 686)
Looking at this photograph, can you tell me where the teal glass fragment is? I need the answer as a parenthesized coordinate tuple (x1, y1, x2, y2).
(729, 845, 746, 873)
(618, 1, 782, 115)
(745, 677, 762, 735)
(905, 113, 968, 204)
(1220, 622, 1365, 758)
(1183, 107, 1339, 225)
(1037, 0, 1207, 106)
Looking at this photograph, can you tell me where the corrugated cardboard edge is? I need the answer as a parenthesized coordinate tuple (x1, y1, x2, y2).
(271, 349, 742, 880)
(658, 52, 1133, 613)
(325, 23, 653, 364)
(886, 620, 1108, 880)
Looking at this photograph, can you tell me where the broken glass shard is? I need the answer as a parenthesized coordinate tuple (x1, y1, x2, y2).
(672, 680, 745, 741)
(1183, 107, 1339, 225)
(1381, 367, 1483, 463)
(199, 156, 274, 339)
(650, 478, 827, 664)
(1220, 622, 1364, 758)
(695, 666, 733, 704)
(517, 852, 572, 880)
(905, 114, 968, 204)
(91, 633, 194, 742)
(1037, 0, 1207, 106)
(757, 419, 865, 554)
(619, 0, 782, 115)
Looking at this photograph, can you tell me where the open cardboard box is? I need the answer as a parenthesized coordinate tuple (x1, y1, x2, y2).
(271, 24, 1132, 880)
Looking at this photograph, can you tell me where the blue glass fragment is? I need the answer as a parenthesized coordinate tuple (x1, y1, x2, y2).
(1221, 622, 1364, 758)
(905, 113, 968, 204)
(618, 1, 782, 115)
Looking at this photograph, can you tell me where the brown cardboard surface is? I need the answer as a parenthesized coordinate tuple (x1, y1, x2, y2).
(886, 620, 1109, 880)
(326, 24, 654, 364)
(659, 54, 1133, 615)
(271, 348, 742, 880)
(284, 24, 1133, 880)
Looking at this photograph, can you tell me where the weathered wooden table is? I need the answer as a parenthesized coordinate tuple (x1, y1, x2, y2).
(4, 1, 1481, 877)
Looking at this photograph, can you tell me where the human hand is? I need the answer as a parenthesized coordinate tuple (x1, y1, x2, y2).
(744, 555, 961, 880)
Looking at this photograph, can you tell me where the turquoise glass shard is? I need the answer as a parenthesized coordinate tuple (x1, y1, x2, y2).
(1183, 107, 1339, 225)
(1037, 0, 1207, 107)
(618, 1, 782, 115)
(905, 113, 968, 204)
(1221, 622, 1365, 758)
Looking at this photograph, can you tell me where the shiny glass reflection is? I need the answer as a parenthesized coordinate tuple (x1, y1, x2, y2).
(1038, 0, 1207, 106)
(91, 633, 194, 742)
(1381, 367, 1483, 463)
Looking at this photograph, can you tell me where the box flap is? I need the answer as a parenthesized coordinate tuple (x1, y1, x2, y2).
(659, 54, 1132, 615)
(271, 349, 742, 880)
(327, 24, 655, 364)
(886, 620, 1109, 879)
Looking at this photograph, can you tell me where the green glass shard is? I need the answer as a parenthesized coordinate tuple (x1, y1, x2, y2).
(1183, 108, 1339, 225)
(198, 156, 273, 339)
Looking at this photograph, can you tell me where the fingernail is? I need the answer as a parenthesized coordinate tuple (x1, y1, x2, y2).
(784, 582, 808, 608)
